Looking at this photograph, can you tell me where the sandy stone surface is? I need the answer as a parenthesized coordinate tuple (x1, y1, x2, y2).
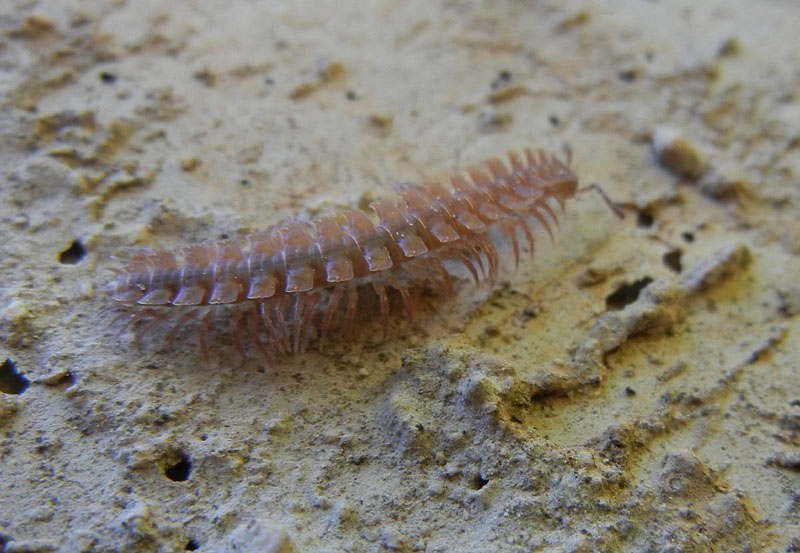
(1, 0, 799, 552)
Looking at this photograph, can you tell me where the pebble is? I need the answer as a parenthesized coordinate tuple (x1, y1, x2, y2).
(226, 519, 300, 553)
(652, 126, 707, 180)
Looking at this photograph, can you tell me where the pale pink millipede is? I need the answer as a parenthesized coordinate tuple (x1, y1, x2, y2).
(107, 147, 623, 357)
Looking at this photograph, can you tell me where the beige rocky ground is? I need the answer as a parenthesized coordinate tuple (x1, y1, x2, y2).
(1, 0, 799, 552)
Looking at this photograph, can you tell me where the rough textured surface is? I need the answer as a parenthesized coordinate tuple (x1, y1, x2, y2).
(1, 1, 799, 552)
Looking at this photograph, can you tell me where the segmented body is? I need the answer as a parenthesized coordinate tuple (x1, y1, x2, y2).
(108, 147, 611, 357)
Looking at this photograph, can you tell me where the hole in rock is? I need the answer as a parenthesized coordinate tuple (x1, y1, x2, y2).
(491, 70, 513, 89)
(185, 538, 199, 551)
(636, 211, 654, 228)
(469, 474, 489, 490)
(164, 452, 192, 482)
(682, 232, 695, 243)
(0, 359, 29, 395)
(605, 277, 654, 310)
(663, 249, 683, 273)
(59, 240, 86, 264)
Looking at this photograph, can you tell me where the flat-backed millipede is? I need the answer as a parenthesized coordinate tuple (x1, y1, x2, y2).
(107, 147, 623, 358)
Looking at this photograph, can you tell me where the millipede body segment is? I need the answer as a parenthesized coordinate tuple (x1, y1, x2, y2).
(108, 147, 619, 357)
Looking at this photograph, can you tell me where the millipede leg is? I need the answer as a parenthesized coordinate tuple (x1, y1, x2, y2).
(456, 252, 480, 286)
(475, 235, 499, 282)
(320, 285, 344, 349)
(539, 201, 560, 229)
(465, 240, 486, 280)
(502, 222, 521, 268)
(230, 309, 246, 360)
(132, 309, 161, 345)
(578, 183, 625, 219)
(387, 276, 414, 321)
(169, 310, 198, 347)
(344, 284, 358, 339)
(423, 257, 453, 299)
(372, 281, 390, 338)
(512, 219, 536, 260)
(199, 311, 214, 359)
(299, 293, 319, 353)
(405, 262, 446, 301)
(246, 307, 271, 360)
(273, 296, 291, 355)
(527, 206, 554, 241)
(291, 295, 305, 354)
(112, 311, 137, 337)
(261, 301, 286, 356)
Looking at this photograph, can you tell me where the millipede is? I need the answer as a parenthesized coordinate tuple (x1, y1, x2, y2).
(107, 147, 623, 358)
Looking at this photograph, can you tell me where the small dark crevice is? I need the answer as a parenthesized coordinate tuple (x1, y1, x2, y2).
(767, 455, 800, 473)
(99, 71, 117, 84)
(663, 249, 683, 273)
(637, 211, 654, 228)
(490, 70, 513, 90)
(164, 452, 192, 482)
(59, 240, 86, 264)
(605, 277, 654, 310)
(469, 474, 489, 490)
(682, 232, 695, 243)
(0, 359, 29, 395)
(61, 371, 75, 387)
(521, 305, 541, 322)
(625, 386, 637, 397)
(185, 538, 199, 551)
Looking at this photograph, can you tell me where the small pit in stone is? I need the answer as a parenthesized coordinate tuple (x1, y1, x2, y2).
(185, 538, 199, 551)
(637, 211, 654, 228)
(164, 452, 192, 482)
(605, 277, 654, 310)
(0, 358, 29, 395)
(469, 474, 489, 490)
(59, 239, 86, 264)
(663, 249, 683, 273)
